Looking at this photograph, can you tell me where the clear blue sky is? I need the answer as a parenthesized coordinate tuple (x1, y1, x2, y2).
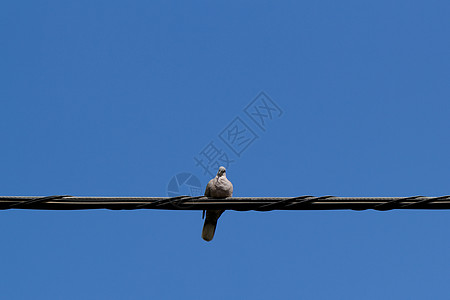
(1, 1, 450, 299)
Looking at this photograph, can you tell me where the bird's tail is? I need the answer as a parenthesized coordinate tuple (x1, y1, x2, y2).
(201, 210, 224, 242)
(202, 221, 217, 242)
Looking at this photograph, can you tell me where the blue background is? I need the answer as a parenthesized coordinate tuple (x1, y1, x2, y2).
(1, 1, 450, 299)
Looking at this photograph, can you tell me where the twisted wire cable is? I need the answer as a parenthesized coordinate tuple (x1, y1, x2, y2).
(1, 195, 450, 211)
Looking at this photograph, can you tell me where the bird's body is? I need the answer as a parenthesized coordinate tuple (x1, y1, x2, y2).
(202, 166, 233, 241)
(205, 173, 233, 198)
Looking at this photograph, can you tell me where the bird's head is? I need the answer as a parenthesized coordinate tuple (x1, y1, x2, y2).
(217, 166, 226, 177)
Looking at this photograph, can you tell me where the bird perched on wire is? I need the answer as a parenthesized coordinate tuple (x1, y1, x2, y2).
(202, 166, 233, 241)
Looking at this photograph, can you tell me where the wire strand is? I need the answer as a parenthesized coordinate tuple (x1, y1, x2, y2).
(1, 195, 450, 211)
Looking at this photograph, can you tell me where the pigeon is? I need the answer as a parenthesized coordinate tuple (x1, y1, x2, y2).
(202, 166, 233, 241)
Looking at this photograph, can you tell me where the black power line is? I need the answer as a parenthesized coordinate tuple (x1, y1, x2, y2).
(1, 195, 450, 211)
